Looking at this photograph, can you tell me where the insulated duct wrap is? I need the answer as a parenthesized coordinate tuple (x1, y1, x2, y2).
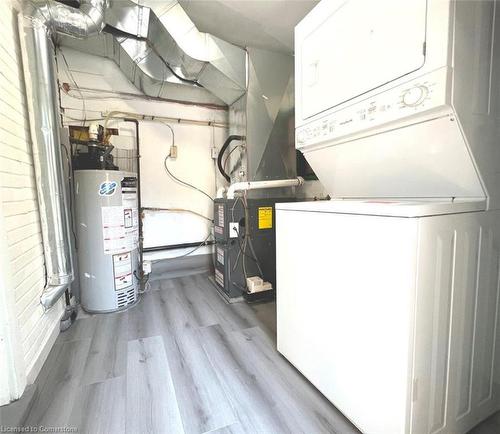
(19, 0, 106, 309)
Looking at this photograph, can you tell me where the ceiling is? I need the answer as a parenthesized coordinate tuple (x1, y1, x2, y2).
(178, 0, 319, 53)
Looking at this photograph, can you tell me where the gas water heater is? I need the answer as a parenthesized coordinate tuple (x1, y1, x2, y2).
(75, 170, 139, 312)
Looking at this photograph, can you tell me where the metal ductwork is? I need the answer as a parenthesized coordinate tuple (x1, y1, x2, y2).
(139, 0, 246, 105)
(57, 32, 226, 105)
(24, 0, 106, 37)
(58, 0, 246, 105)
(19, 0, 106, 309)
(227, 47, 297, 197)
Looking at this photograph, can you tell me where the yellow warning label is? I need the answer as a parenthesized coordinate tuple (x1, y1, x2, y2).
(258, 207, 273, 229)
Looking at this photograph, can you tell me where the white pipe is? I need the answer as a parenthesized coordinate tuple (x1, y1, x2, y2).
(226, 177, 304, 199)
(216, 187, 226, 198)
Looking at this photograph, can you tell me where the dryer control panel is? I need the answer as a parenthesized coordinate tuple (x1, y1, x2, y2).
(296, 67, 449, 151)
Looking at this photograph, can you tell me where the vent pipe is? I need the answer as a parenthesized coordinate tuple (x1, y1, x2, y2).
(19, 0, 106, 309)
(225, 178, 305, 200)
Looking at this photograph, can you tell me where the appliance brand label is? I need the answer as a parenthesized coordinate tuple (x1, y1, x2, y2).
(99, 181, 118, 196)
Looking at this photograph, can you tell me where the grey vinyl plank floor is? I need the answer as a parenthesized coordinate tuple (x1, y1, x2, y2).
(58, 316, 97, 343)
(67, 376, 126, 434)
(21, 272, 500, 434)
(128, 291, 160, 340)
(199, 324, 297, 434)
(80, 311, 128, 386)
(127, 336, 184, 434)
(151, 285, 237, 434)
(24, 339, 91, 427)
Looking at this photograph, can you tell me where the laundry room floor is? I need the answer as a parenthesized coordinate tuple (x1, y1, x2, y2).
(22, 273, 357, 433)
(21, 272, 500, 434)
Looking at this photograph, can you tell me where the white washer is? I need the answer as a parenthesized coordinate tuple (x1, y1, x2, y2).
(276, 199, 500, 434)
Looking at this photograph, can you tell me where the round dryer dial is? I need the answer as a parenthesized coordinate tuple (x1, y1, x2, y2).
(402, 85, 428, 107)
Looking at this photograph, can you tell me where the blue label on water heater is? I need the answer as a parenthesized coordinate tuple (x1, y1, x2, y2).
(99, 181, 117, 196)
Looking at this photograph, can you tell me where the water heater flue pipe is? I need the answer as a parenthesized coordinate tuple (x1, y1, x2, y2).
(225, 177, 305, 199)
(19, 0, 106, 309)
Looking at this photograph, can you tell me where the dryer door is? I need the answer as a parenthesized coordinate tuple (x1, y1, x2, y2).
(299, 0, 427, 119)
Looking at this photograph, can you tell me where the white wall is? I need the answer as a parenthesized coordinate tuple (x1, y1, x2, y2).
(0, 0, 65, 400)
(57, 47, 228, 260)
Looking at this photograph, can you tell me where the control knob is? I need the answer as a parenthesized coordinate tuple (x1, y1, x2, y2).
(402, 85, 428, 107)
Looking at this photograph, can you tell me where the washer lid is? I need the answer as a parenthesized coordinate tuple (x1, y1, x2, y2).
(276, 198, 486, 217)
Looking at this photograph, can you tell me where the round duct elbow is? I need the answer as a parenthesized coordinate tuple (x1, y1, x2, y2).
(25, 0, 107, 39)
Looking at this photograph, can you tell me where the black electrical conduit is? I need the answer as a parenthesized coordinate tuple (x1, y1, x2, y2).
(217, 135, 245, 182)
(143, 240, 215, 253)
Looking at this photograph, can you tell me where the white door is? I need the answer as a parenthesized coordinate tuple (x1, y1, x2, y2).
(299, 0, 427, 119)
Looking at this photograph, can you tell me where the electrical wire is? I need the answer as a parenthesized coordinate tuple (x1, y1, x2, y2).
(229, 197, 263, 278)
(230, 197, 245, 273)
(62, 114, 105, 123)
(232, 226, 263, 271)
(247, 236, 264, 277)
(166, 232, 214, 259)
(162, 122, 175, 145)
(242, 193, 264, 284)
(61, 87, 137, 101)
(147, 41, 203, 88)
(241, 194, 249, 282)
(160, 120, 214, 202)
(223, 144, 243, 174)
(142, 207, 213, 223)
(135, 270, 151, 294)
(60, 83, 227, 110)
(164, 154, 214, 203)
(58, 48, 86, 126)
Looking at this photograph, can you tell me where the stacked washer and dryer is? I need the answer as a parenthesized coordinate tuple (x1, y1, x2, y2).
(277, 1, 500, 433)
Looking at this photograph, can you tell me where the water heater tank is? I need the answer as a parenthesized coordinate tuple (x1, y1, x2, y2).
(74, 170, 139, 312)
